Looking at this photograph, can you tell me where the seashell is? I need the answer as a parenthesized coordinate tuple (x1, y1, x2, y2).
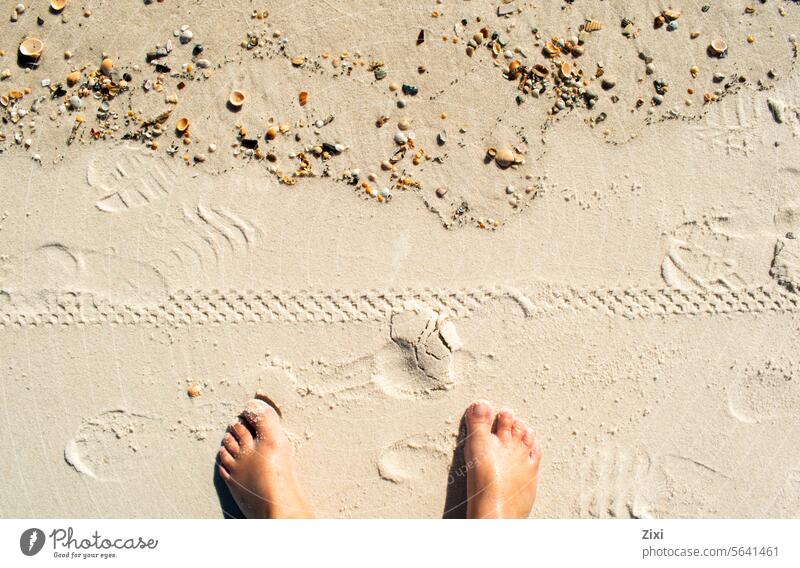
(709, 39, 728, 57)
(50, 0, 68, 11)
(508, 60, 521, 74)
(266, 126, 278, 140)
(494, 147, 516, 168)
(175, 117, 190, 132)
(0, 95, 8, 107)
(543, 41, 560, 57)
(298, 90, 308, 106)
(228, 89, 245, 107)
(100, 57, 113, 75)
(584, 20, 603, 32)
(187, 384, 202, 398)
(492, 42, 502, 56)
(532, 64, 549, 78)
(663, 9, 681, 21)
(18, 37, 44, 63)
(486, 147, 497, 158)
(560, 62, 571, 77)
(291, 55, 306, 66)
(66, 71, 80, 86)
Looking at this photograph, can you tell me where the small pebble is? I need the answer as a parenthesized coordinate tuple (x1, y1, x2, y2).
(394, 131, 408, 145)
(505, 185, 515, 194)
(436, 187, 448, 198)
(68, 95, 82, 110)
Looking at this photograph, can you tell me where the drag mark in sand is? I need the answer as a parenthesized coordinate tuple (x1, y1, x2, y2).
(0, 285, 798, 327)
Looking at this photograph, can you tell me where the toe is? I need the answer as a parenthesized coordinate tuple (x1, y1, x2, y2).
(218, 465, 231, 481)
(511, 419, 527, 441)
(527, 432, 542, 464)
(229, 422, 253, 449)
(222, 433, 240, 456)
(494, 410, 515, 442)
(240, 399, 282, 442)
(465, 400, 494, 437)
(522, 427, 535, 449)
(217, 447, 236, 471)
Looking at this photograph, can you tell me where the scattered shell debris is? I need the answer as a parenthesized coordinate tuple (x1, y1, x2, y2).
(0, 1, 794, 229)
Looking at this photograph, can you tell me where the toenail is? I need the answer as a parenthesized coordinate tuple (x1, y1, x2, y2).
(245, 399, 269, 414)
(471, 401, 490, 419)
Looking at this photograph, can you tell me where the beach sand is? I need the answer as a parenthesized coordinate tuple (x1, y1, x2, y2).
(1, 0, 800, 518)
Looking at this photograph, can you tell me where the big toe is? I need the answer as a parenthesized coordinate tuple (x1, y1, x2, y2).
(240, 399, 282, 442)
(465, 400, 494, 437)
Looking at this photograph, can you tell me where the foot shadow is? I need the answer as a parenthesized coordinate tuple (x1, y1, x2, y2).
(212, 460, 245, 519)
(442, 415, 469, 518)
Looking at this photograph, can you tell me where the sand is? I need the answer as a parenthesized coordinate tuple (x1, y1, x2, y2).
(1, 0, 800, 518)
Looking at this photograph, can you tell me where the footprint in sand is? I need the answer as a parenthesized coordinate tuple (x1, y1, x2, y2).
(298, 305, 464, 402)
(661, 217, 748, 291)
(0, 243, 167, 304)
(388, 301, 463, 391)
(377, 431, 454, 484)
(767, 469, 800, 517)
(152, 204, 261, 279)
(578, 444, 670, 518)
(728, 358, 800, 424)
(87, 144, 177, 213)
(579, 443, 733, 518)
(64, 409, 161, 481)
(770, 203, 800, 293)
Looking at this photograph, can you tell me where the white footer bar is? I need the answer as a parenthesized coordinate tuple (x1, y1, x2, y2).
(2, 520, 798, 567)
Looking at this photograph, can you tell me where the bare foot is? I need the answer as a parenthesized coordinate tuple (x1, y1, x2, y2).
(217, 399, 313, 518)
(463, 401, 541, 518)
